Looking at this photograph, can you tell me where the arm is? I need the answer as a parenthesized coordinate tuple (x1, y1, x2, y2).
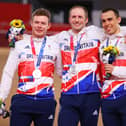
(112, 66, 126, 78)
(104, 64, 126, 78)
(104, 64, 114, 74)
(86, 25, 105, 41)
(0, 48, 18, 101)
(55, 42, 62, 78)
(50, 33, 64, 77)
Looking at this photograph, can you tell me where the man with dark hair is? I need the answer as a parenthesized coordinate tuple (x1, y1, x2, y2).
(0, 8, 62, 126)
(100, 8, 126, 126)
(102, 8, 120, 18)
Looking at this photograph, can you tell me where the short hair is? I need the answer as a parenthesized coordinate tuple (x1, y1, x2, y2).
(102, 8, 120, 18)
(69, 5, 88, 19)
(32, 8, 51, 22)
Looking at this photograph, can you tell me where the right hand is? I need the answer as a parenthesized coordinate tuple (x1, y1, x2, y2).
(0, 101, 10, 118)
(0, 101, 5, 116)
(104, 64, 114, 74)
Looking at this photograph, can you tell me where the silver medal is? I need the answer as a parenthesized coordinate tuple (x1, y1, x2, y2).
(71, 65, 76, 74)
(32, 69, 42, 79)
(70, 64, 76, 75)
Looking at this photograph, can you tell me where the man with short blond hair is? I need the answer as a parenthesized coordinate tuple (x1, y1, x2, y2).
(0, 8, 62, 126)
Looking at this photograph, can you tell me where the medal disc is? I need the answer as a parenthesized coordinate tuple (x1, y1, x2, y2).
(32, 69, 42, 79)
(69, 65, 76, 78)
(70, 65, 76, 74)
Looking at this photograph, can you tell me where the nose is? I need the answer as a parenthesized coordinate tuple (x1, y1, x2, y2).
(38, 23, 42, 27)
(104, 20, 110, 26)
(75, 17, 79, 22)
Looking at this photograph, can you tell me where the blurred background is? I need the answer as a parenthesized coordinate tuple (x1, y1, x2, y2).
(0, 0, 126, 126)
(0, 0, 126, 47)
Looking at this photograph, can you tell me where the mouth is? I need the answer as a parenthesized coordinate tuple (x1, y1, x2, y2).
(36, 29, 43, 33)
(73, 22, 80, 25)
(105, 26, 112, 33)
(73, 23, 81, 27)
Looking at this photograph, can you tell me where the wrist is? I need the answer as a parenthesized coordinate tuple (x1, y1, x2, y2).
(0, 98, 3, 107)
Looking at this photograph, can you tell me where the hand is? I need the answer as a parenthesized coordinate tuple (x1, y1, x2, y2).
(0, 102, 5, 116)
(15, 34, 23, 41)
(104, 64, 114, 74)
(0, 99, 9, 118)
(0, 98, 3, 109)
(8, 34, 23, 43)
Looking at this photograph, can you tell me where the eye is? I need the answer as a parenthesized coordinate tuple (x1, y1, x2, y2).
(102, 20, 106, 23)
(108, 18, 112, 21)
(72, 16, 76, 18)
(79, 16, 83, 19)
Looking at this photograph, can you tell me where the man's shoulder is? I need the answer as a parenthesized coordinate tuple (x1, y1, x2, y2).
(120, 26, 126, 35)
(47, 30, 69, 38)
(46, 36, 59, 46)
(47, 31, 70, 45)
(86, 25, 99, 30)
(23, 34, 31, 39)
(86, 25, 104, 40)
(86, 25, 102, 33)
(15, 38, 30, 49)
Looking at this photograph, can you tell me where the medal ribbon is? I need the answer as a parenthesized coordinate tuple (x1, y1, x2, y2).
(70, 32, 85, 65)
(106, 37, 120, 47)
(31, 36, 47, 69)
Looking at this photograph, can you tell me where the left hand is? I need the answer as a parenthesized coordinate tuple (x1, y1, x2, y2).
(104, 64, 114, 74)
(8, 34, 23, 43)
(15, 34, 23, 41)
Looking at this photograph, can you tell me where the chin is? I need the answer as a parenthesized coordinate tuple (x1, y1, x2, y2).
(36, 34, 45, 38)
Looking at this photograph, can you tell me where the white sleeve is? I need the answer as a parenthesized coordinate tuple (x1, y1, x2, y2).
(0, 48, 18, 101)
(54, 43, 62, 77)
(120, 26, 126, 35)
(86, 25, 104, 41)
(49, 34, 63, 77)
(112, 66, 126, 78)
(23, 34, 31, 40)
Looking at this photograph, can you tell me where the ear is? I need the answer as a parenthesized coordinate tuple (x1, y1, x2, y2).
(47, 23, 51, 30)
(85, 18, 88, 25)
(118, 17, 121, 24)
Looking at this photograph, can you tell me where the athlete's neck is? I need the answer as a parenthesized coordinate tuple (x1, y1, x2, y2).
(31, 35, 45, 43)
